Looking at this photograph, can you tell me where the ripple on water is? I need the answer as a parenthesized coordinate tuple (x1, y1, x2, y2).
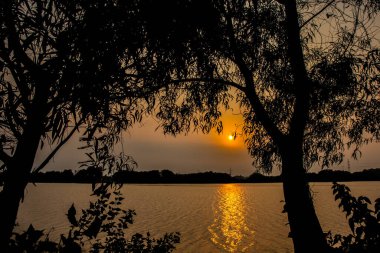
(208, 184, 255, 252)
(17, 182, 380, 253)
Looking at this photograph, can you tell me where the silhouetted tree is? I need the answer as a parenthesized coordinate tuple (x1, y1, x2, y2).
(135, 1, 380, 252)
(30, 169, 75, 183)
(161, 169, 175, 183)
(74, 166, 103, 183)
(0, 0, 148, 248)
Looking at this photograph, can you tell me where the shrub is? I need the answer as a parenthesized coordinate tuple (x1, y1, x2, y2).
(9, 183, 180, 253)
(327, 182, 380, 253)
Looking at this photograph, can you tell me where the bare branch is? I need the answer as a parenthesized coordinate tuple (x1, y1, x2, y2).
(32, 118, 84, 174)
(300, 0, 335, 29)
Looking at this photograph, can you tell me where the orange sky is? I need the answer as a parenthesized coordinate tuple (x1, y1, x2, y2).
(35, 106, 380, 176)
(119, 108, 254, 176)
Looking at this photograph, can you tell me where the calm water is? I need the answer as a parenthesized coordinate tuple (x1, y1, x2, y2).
(17, 182, 380, 253)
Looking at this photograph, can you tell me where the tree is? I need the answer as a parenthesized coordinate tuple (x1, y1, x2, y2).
(0, 0, 148, 248)
(135, 0, 380, 252)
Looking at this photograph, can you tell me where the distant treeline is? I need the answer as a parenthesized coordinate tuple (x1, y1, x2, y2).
(20, 167, 380, 184)
(248, 168, 380, 183)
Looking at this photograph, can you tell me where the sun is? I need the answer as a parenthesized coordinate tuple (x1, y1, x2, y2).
(228, 135, 234, 141)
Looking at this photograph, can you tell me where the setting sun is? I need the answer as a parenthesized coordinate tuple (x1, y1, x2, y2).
(228, 135, 234, 141)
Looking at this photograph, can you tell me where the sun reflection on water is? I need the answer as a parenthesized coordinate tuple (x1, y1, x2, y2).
(208, 184, 254, 252)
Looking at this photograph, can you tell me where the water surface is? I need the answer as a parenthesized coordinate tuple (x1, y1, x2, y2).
(17, 182, 380, 252)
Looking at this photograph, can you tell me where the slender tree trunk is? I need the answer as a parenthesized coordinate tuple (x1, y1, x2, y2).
(280, 140, 331, 253)
(0, 126, 42, 250)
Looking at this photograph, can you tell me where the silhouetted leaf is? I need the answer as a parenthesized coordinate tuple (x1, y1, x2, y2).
(358, 196, 371, 204)
(67, 204, 78, 227)
(60, 236, 81, 253)
(25, 224, 44, 243)
(84, 217, 102, 238)
(348, 218, 355, 233)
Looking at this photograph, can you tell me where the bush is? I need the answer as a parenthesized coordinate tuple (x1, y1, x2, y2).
(9, 136, 180, 252)
(9, 183, 180, 253)
(327, 182, 380, 253)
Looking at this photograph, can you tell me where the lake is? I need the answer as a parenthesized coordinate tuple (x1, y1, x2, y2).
(17, 182, 380, 252)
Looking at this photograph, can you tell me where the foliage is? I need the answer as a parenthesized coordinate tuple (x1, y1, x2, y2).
(9, 137, 180, 253)
(327, 182, 380, 253)
(0, 0, 147, 177)
(0, 0, 150, 246)
(9, 185, 180, 253)
(135, 0, 380, 172)
(134, 1, 380, 250)
(77, 134, 138, 182)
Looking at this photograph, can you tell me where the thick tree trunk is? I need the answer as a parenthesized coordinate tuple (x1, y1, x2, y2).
(0, 168, 29, 249)
(0, 127, 42, 250)
(280, 142, 330, 253)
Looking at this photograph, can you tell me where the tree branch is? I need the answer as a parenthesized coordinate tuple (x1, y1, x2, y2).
(32, 118, 83, 174)
(221, 3, 284, 143)
(0, 148, 11, 165)
(300, 0, 335, 29)
(3, 0, 45, 79)
(169, 78, 246, 93)
(0, 24, 31, 110)
(4, 102, 23, 141)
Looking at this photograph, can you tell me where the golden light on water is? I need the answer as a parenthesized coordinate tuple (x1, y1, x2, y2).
(208, 184, 254, 252)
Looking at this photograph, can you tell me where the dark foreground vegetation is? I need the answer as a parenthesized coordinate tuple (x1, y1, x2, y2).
(10, 183, 180, 253)
(328, 183, 380, 253)
(22, 167, 380, 184)
(9, 141, 181, 253)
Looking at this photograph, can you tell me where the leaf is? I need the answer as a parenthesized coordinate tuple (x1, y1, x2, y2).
(67, 204, 78, 227)
(374, 198, 380, 213)
(60, 236, 81, 253)
(25, 224, 44, 244)
(348, 217, 355, 233)
(84, 217, 102, 238)
(358, 196, 371, 204)
(37, 240, 59, 252)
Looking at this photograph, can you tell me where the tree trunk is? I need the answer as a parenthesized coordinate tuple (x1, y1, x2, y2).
(280, 141, 331, 253)
(0, 127, 42, 250)
(0, 167, 29, 249)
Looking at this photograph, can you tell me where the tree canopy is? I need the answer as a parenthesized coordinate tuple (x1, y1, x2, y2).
(135, 0, 380, 172)
(0, 0, 151, 248)
(0, 0, 148, 172)
(131, 0, 380, 251)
